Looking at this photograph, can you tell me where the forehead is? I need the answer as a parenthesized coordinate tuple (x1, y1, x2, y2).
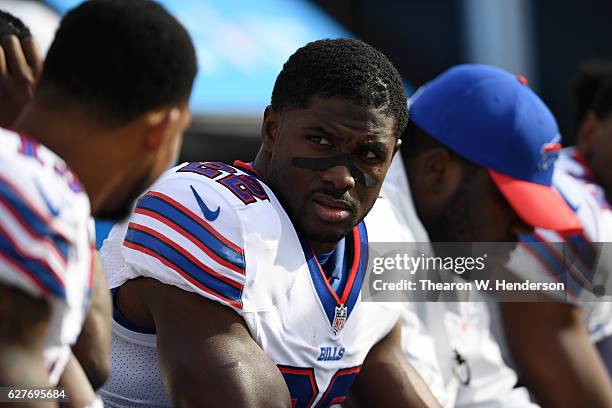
(285, 97, 396, 143)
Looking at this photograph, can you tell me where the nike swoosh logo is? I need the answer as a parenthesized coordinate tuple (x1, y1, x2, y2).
(190, 185, 220, 222)
(36, 183, 61, 217)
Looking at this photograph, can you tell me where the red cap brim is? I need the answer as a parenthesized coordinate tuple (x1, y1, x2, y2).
(489, 169, 583, 234)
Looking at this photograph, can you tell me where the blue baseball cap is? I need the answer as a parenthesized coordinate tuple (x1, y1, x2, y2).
(409, 64, 581, 233)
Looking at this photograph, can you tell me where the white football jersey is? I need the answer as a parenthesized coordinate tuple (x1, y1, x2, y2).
(400, 300, 537, 408)
(98, 161, 407, 407)
(0, 128, 94, 385)
(382, 155, 538, 408)
(506, 147, 612, 341)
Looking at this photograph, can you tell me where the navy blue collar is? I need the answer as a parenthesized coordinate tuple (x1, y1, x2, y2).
(301, 222, 368, 331)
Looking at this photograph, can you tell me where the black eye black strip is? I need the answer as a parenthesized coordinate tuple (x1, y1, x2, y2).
(291, 154, 377, 187)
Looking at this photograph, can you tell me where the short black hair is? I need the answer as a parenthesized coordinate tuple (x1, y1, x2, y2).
(38, 0, 197, 127)
(0, 9, 31, 40)
(271, 38, 408, 138)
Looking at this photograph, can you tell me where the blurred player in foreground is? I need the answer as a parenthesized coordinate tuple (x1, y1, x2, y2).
(382, 64, 584, 407)
(0, 0, 196, 406)
(494, 65, 612, 408)
(98, 38, 440, 407)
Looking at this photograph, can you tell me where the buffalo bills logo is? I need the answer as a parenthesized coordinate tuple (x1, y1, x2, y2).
(538, 134, 562, 171)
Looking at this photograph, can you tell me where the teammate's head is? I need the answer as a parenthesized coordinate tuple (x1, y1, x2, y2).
(23, 0, 197, 220)
(38, 0, 196, 128)
(401, 121, 529, 243)
(574, 70, 612, 198)
(403, 64, 581, 242)
(257, 38, 407, 251)
(0, 9, 31, 40)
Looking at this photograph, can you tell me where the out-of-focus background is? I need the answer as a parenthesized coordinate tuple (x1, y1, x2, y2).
(5, 0, 612, 162)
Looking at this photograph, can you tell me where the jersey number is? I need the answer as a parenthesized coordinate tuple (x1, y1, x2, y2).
(177, 162, 268, 205)
(278, 365, 361, 408)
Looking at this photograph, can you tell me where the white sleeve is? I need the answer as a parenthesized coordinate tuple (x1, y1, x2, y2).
(118, 175, 247, 310)
(399, 304, 450, 407)
(0, 164, 71, 300)
(507, 228, 606, 304)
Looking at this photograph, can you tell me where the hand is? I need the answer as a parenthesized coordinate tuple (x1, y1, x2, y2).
(0, 35, 42, 128)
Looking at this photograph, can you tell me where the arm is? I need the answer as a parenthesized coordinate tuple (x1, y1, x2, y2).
(71, 252, 111, 389)
(133, 277, 291, 408)
(501, 301, 612, 408)
(348, 321, 441, 408)
(0, 283, 57, 408)
(56, 353, 98, 408)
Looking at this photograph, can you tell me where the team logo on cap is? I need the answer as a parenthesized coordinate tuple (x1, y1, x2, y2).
(538, 134, 562, 171)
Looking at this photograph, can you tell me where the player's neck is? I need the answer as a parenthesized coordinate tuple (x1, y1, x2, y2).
(252, 149, 269, 183)
(13, 102, 119, 213)
(310, 241, 340, 254)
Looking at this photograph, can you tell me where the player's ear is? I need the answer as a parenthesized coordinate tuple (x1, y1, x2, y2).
(392, 138, 402, 156)
(577, 110, 598, 156)
(143, 107, 182, 151)
(261, 105, 281, 152)
(409, 147, 462, 216)
(418, 147, 461, 196)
